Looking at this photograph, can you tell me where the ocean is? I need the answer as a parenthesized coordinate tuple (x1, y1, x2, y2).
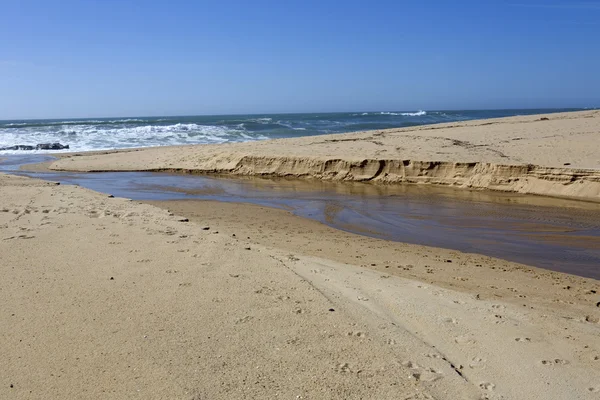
(0, 108, 586, 154)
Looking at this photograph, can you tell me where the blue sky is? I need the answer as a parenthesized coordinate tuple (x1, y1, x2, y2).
(1, 0, 599, 119)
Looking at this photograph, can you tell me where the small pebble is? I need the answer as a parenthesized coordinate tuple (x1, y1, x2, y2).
(109, 277, 114, 280)
(328, 308, 335, 312)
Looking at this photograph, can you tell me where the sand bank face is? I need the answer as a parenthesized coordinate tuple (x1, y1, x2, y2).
(2, 173, 600, 399)
(48, 110, 600, 200)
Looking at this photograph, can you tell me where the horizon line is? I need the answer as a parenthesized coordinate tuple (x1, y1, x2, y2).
(0, 106, 594, 123)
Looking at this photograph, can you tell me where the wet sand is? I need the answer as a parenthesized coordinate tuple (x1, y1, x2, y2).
(6, 153, 600, 278)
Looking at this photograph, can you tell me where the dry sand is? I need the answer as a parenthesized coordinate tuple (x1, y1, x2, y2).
(2, 173, 600, 400)
(47, 110, 600, 201)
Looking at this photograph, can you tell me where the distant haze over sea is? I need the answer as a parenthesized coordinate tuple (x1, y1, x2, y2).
(0, 108, 588, 154)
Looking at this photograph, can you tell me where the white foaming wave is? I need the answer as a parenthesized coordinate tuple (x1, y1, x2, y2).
(107, 118, 148, 123)
(401, 110, 426, 116)
(0, 123, 268, 154)
(378, 110, 427, 116)
(274, 120, 309, 131)
(3, 120, 104, 127)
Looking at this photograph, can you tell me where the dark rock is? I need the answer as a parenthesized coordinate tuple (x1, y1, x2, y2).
(36, 142, 70, 150)
(563, 162, 571, 166)
(0, 145, 35, 151)
(0, 142, 69, 151)
(328, 308, 335, 312)
(202, 227, 210, 230)
(539, 117, 549, 121)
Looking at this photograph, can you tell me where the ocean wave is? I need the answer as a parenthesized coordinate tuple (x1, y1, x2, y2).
(3, 109, 565, 154)
(378, 110, 427, 116)
(1, 118, 159, 129)
(400, 110, 427, 116)
(351, 111, 427, 117)
(0, 123, 268, 153)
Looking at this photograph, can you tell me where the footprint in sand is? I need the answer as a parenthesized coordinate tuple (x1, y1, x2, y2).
(541, 359, 570, 366)
(402, 361, 444, 382)
(347, 331, 366, 338)
(455, 335, 476, 345)
(469, 357, 487, 369)
(403, 393, 435, 400)
(335, 363, 354, 373)
(235, 315, 254, 324)
(479, 382, 496, 391)
(443, 317, 458, 324)
(515, 337, 531, 342)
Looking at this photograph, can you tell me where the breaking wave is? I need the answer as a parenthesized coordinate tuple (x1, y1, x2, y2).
(0, 108, 581, 153)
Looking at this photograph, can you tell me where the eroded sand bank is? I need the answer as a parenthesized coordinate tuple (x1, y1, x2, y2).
(47, 110, 600, 201)
(1, 173, 600, 400)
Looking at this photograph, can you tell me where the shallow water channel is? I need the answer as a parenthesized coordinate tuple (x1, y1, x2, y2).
(2, 155, 599, 279)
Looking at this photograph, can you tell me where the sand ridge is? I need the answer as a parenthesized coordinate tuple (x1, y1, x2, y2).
(47, 110, 600, 201)
(2, 173, 600, 399)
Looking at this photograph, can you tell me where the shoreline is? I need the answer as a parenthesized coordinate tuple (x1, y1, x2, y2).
(145, 198, 600, 293)
(42, 109, 600, 201)
(7, 154, 600, 278)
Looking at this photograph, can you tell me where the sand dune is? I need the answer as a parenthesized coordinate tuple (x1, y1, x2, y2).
(47, 110, 600, 201)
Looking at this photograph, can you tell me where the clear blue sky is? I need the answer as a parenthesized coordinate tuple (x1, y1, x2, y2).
(1, 0, 599, 119)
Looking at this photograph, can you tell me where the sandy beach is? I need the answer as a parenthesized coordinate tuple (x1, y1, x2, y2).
(2, 110, 600, 399)
(46, 110, 600, 201)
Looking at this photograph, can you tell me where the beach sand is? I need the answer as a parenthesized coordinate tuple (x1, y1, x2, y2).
(1, 172, 600, 399)
(46, 110, 600, 201)
(2, 110, 600, 399)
